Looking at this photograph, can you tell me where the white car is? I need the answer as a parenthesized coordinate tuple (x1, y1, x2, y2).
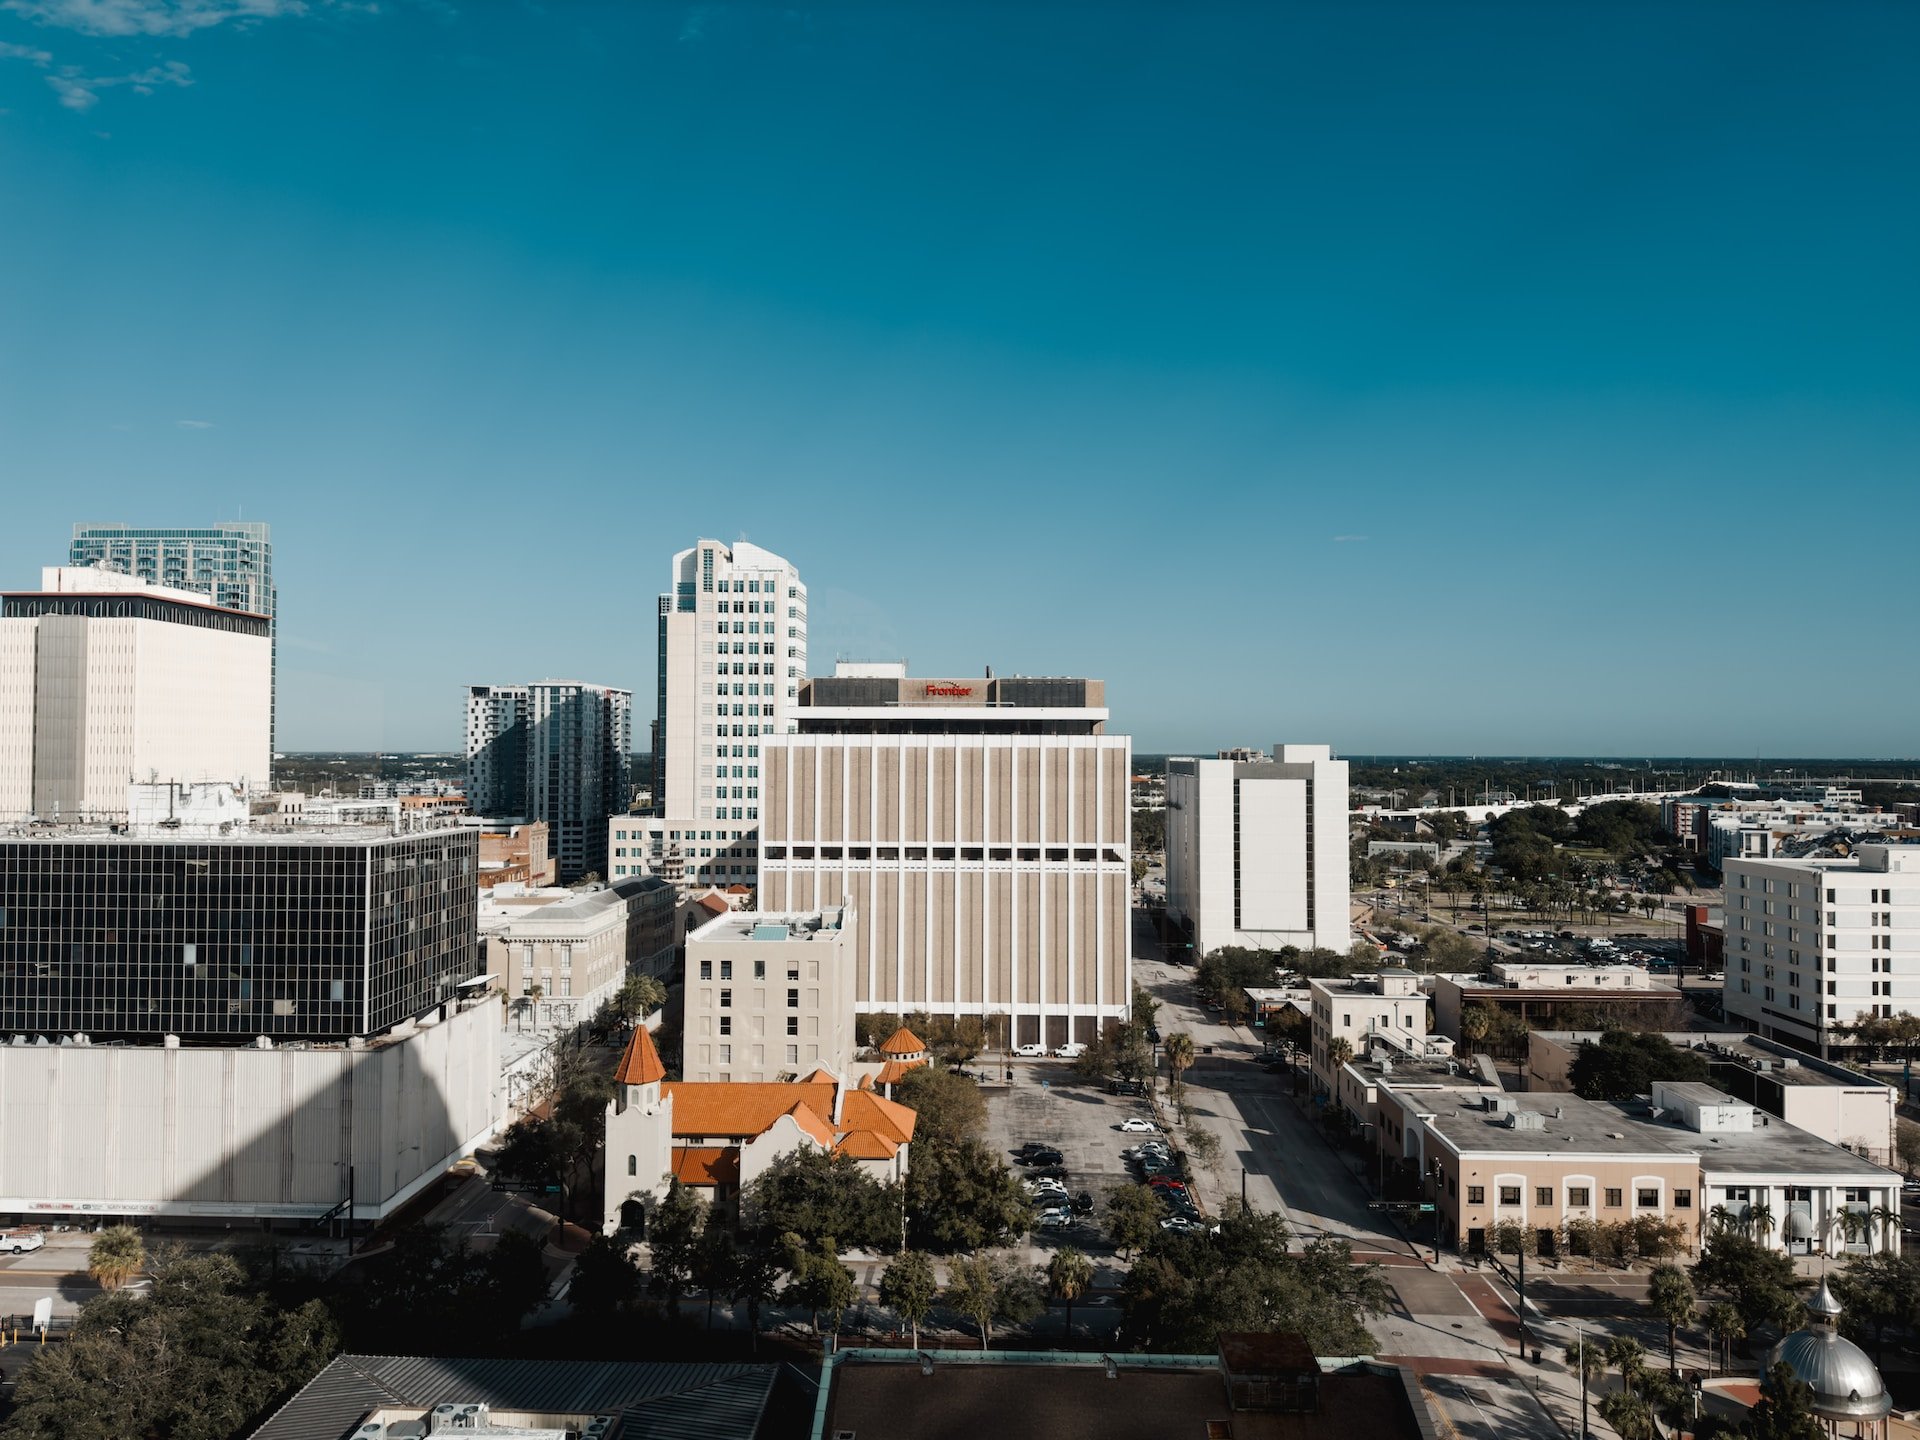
(0, 1229, 44, 1255)
(1054, 1042, 1087, 1060)
(1117, 1117, 1159, 1133)
(1012, 1043, 1047, 1058)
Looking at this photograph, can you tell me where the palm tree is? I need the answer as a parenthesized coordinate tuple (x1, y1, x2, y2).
(1046, 1247, 1094, 1341)
(87, 1225, 146, 1292)
(1599, 1391, 1656, 1440)
(1605, 1333, 1647, 1397)
(1706, 1203, 1735, 1237)
(1746, 1202, 1776, 1247)
(1828, 1208, 1867, 1256)
(1459, 1006, 1491, 1055)
(528, 982, 544, 1031)
(1163, 1032, 1196, 1104)
(1869, 1204, 1900, 1250)
(1645, 1264, 1696, 1373)
(1703, 1301, 1746, 1375)
(1564, 1333, 1606, 1415)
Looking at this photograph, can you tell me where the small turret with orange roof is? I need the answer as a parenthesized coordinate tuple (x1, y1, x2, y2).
(615, 1023, 666, 1086)
(878, 1026, 926, 1059)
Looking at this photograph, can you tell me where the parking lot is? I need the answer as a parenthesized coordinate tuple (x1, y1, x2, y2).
(980, 1062, 1173, 1253)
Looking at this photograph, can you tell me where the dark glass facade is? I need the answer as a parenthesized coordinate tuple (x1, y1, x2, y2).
(0, 829, 479, 1041)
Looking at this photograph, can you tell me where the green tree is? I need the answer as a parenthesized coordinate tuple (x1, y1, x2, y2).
(1106, 1183, 1164, 1260)
(5, 1252, 337, 1440)
(87, 1225, 146, 1292)
(1605, 1333, 1646, 1395)
(692, 1211, 740, 1329)
(1045, 1247, 1095, 1340)
(1325, 1035, 1353, 1072)
(1163, 1031, 1196, 1102)
(727, 1234, 785, 1354)
(945, 1252, 1043, 1351)
(493, 1043, 617, 1230)
(782, 1234, 857, 1344)
(905, 1135, 1034, 1252)
(1568, 1030, 1712, 1100)
(1831, 1250, 1920, 1360)
(1746, 1360, 1825, 1440)
(745, 1147, 897, 1253)
(1703, 1299, 1747, 1373)
(647, 1181, 706, 1317)
(1458, 1005, 1492, 1053)
(878, 1250, 938, 1349)
(1693, 1232, 1801, 1337)
(1645, 1263, 1696, 1372)
(568, 1235, 643, 1320)
(598, 973, 667, 1033)
(893, 1065, 988, 1145)
(1488, 1220, 1536, 1259)
(1131, 985, 1161, 1034)
(1598, 1390, 1656, 1440)
(1896, 1117, 1920, 1176)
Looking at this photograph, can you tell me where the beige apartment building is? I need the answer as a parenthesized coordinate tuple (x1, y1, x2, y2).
(682, 906, 857, 1082)
(1308, 966, 1434, 1101)
(482, 876, 677, 1030)
(757, 665, 1132, 1049)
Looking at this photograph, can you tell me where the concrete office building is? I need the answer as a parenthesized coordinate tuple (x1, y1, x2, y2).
(481, 875, 677, 1031)
(757, 665, 1132, 1047)
(464, 681, 631, 881)
(0, 567, 271, 820)
(683, 906, 857, 1082)
(1163, 745, 1352, 960)
(68, 521, 277, 750)
(1432, 963, 1686, 1043)
(0, 993, 499, 1226)
(1723, 843, 1920, 1057)
(613, 540, 807, 891)
(0, 807, 480, 1042)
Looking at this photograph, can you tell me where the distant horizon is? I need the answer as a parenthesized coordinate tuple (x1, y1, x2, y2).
(277, 749, 1920, 767)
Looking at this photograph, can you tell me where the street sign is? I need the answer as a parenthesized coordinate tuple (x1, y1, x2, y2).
(31, 1297, 50, 1330)
(1419, 1203, 1435, 1213)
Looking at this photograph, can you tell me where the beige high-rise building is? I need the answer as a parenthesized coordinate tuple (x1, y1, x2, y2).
(682, 905, 858, 1082)
(0, 566, 271, 821)
(757, 664, 1131, 1050)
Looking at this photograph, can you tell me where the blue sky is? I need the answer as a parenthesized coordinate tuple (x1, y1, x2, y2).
(2, 1, 1916, 756)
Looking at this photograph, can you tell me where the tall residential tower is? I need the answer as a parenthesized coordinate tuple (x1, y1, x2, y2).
(611, 539, 806, 888)
(464, 681, 631, 881)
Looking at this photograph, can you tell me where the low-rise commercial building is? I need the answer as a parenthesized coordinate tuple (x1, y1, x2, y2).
(683, 906, 857, 1082)
(476, 819, 555, 890)
(1525, 1030, 1899, 1166)
(1432, 963, 1686, 1045)
(1382, 1080, 1901, 1258)
(1307, 966, 1431, 1101)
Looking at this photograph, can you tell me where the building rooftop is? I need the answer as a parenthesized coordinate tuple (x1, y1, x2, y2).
(1415, 1087, 1897, 1178)
(249, 1354, 777, 1440)
(0, 817, 468, 847)
(821, 1350, 1437, 1440)
(1532, 1032, 1897, 1093)
(689, 906, 849, 944)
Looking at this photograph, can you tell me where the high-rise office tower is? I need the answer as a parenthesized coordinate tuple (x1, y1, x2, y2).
(610, 540, 806, 889)
(69, 522, 277, 751)
(0, 567, 272, 820)
(756, 664, 1133, 1048)
(465, 681, 631, 881)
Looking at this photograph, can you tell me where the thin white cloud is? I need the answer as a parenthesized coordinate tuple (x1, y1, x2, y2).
(174, 417, 215, 428)
(1332, 534, 1370, 543)
(0, 38, 53, 61)
(49, 57, 190, 109)
(2, 0, 309, 38)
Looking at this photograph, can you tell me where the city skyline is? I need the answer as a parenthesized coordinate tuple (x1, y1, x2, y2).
(4, 3, 1917, 755)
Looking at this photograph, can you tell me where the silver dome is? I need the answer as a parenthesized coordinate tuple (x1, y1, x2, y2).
(1766, 1328, 1891, 1421)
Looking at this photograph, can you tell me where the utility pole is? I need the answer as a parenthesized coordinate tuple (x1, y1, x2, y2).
(1578, 1323, 1588, 1439)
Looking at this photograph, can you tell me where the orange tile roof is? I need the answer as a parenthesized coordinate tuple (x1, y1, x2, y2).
(839, 1088, 917, 1146)
(664, 1080, 841, 1141)
(878, 1026, 925, 1056)
(670, 1146, 740, 1188)
(834, 1130, 898, 1161)
(797, 1065, 840, 1085)
(874, 1058, 926, 1086)
(694, 894, 730, 918)
(614, 1025, 666, 1086)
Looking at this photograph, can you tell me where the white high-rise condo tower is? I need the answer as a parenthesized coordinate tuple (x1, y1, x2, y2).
(464, 681, 631, 882)
(609, 539, 806, 888)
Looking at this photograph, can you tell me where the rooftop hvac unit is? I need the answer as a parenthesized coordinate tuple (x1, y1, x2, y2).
(582, 1420, 616, 1440)
(428, 1404, 489, 1433)
(354, 1425, 386, 1440)
(1505, 1111, 1546, 1131)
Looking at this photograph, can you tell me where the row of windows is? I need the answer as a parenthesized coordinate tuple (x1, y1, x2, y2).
(1462, 1183, 1686, 1209)
(765, 845, 1125, 864)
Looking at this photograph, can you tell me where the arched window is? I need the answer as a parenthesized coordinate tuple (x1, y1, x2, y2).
(627, 1154, 637, 1176)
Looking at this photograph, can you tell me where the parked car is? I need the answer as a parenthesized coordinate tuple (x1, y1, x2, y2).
(1013, 1043, 1047, 1058)
(1037, 1207, 1076, 1228)
(1107, 1078, 1147, 1097)
(1117, 1117, 1159, 1133)
(1054, 1041, 1088, 1060)
(1159, 1216, 1218, 1235)
(1070, 1191, 1095, 1214)
(0, 1229, 43, 1255)
(1018, 1148, 1064, 1168)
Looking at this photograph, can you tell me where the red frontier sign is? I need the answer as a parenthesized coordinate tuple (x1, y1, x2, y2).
(924, 683, 974, 698)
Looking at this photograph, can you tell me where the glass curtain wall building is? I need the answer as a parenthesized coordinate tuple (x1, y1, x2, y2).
(0, 826, 479, 1041)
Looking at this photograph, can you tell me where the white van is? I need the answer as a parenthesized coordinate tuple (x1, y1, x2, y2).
(1054, 1041, 1087, 1060)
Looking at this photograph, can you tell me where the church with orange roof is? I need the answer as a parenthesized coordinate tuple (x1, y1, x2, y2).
(602, 1023, 918, 1235)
